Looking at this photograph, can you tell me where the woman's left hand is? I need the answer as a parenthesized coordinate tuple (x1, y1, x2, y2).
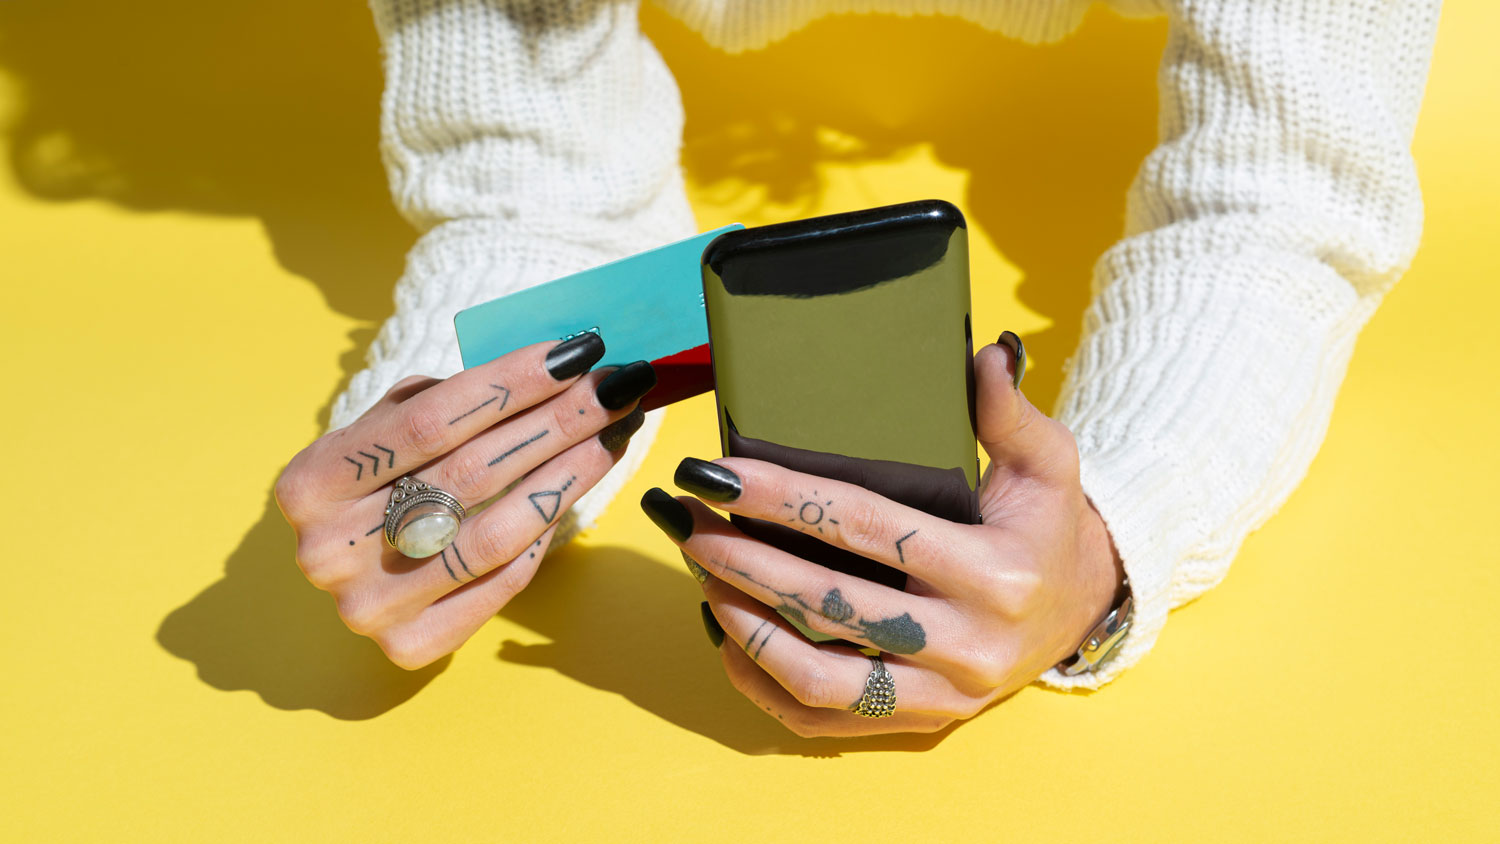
(641, 336, 1125, 736)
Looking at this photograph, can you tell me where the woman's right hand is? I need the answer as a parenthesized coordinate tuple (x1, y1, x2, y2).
(274, 334, 653, 668)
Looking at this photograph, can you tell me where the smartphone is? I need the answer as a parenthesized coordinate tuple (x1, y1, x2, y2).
(700, 199, 980, 591)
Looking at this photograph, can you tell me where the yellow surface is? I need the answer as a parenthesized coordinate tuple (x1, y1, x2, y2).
(2, 3, 1496, 842)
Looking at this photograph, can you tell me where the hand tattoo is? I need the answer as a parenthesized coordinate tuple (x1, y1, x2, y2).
(528, 476, 575, 523)
(344, 444, 395, 480)
(782, 490, 839, 535)
(488, 430, 549, 467)
(448, 385, 511, 425)
(717, 562, 927, 655)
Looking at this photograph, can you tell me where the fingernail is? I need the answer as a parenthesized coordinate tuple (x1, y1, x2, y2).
(673, 457, 741, 502)
(640, 487, 693, 542)
(700, 601, 725, 649)
(595, 360, 657, 410)
(598, 406, 646, 452)
(998, 331, 1026, 389)
(682, 550, 709, 584)
(546, 332, 605, 381)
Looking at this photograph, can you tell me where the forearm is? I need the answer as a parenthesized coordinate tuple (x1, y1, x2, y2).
(1040, 0, 1440, 689)
(331, 0, 696, 432)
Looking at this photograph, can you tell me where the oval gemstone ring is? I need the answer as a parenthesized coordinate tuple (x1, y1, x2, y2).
(383, 476, 467, 559)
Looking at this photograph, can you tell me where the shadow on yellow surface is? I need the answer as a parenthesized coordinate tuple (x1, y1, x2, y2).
(497, 541, 957, 754)
(0, 0, 413, 429)
(157, 493, 449, 719)
(1, 2, 1161, 736)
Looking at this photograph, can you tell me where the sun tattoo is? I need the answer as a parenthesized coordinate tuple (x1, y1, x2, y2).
(783, 490, 839, 534)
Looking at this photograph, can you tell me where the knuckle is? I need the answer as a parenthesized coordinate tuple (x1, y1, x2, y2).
(471, 519, 521, 567)
(443, 451, 493, 505)
(993, 567, 1046, 618)
(837, 502, 889, 554)
(273, 461, 317, 520)
(336, 593, 388, 638)
(791, 663, 845, 709)
(965, 644, 1017, 689)
(398, 405, 449, 460)
(375, 630, 435, 671)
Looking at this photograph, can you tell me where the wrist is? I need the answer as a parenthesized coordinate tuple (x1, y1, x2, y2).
(1055, 495, 1131, 675)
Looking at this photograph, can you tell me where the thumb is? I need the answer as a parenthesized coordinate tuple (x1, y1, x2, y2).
(975, 332, 1077, 481)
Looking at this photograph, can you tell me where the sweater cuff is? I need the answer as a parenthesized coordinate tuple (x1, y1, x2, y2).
(1034, 441, 1175, 690)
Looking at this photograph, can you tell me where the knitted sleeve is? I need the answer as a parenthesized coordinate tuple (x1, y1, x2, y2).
(329, 0, 698, 535)
(1039, 0, 1440, 689)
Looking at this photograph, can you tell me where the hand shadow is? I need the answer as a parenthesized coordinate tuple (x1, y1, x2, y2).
(0, 3, 435, 717)
(157, 490, 449, 720)
(496, 541, 958, 755)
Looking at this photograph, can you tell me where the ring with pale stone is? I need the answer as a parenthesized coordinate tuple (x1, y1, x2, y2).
(383, 476, 467, 559)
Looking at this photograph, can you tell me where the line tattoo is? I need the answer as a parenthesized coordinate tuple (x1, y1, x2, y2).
(365, 523, 384, 537)
(451, 544, 475, 578)
(345, 444, 396, 480)
(746, 619, 777, 661)
(528, 476, 576, 523)
(488, 430, 549, 467)
(439, 549, 461, 583)
(719, 562, 927, 655)
(782, 490, 839, 534)
(895, 529, 918, 564)
(449, 385, 511, 425)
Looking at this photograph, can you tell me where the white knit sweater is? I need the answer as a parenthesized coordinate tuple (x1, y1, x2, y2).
(331, 0, 1439, 689)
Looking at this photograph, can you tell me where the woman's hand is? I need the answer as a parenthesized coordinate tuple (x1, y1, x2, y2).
(641, 334, 1125, 736)
(275, 334, 655, 669)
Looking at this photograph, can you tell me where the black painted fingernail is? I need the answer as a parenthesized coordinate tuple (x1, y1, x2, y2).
(640, 487, 693, 542)
(998, 331, 1026, 389)
(700, 601, 725, 649)
(595, 360, 657, 410)
(546, 332, 605, 381)
(598, 406, 646, 452)
(682, 550, 709, 584)
(674, 457, 742, 502)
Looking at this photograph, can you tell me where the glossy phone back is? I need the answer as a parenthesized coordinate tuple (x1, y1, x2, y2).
(701, 199, 980, 590)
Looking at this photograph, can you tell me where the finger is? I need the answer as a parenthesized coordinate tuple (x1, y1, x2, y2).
(704, 579, 995, 719)
(717, 638, 953, 738)
(376, 522, 562, 670)
(974, 336, 1077, 481)
(671, 456, 981, 590)
(413, 420, 638, 599)
(641, 491, 951, 663)
(313, 333, 608, 502)
(378, 361, 653, 515)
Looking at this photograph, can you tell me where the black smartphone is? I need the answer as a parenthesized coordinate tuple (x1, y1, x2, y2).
(700, 199, 980, 591)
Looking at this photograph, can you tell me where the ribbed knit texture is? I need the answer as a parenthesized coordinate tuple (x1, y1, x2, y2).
(338, 0, 1439, 688)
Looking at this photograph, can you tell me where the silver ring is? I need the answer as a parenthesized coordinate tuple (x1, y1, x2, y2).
(383, 476, 466, 559)
(852, 653, 896, 718)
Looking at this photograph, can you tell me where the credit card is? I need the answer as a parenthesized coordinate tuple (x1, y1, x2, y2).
(453, 224, 742, 411)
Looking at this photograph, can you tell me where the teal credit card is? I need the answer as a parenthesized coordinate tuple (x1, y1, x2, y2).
(453, 224, 742, 410)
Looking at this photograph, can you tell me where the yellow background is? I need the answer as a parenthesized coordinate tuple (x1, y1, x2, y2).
(2, 3, 1496, 841)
